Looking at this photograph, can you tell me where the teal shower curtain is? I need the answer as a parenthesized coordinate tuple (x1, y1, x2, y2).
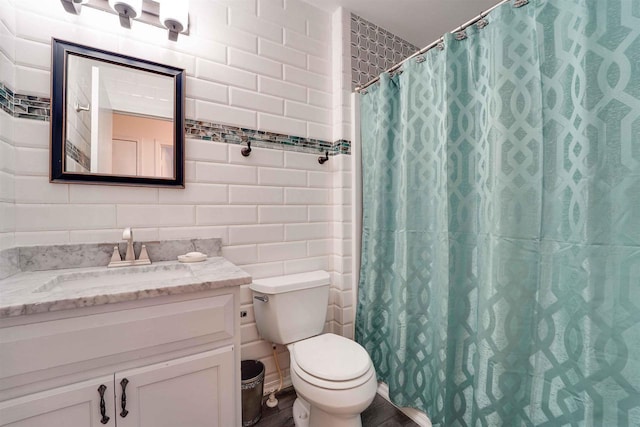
(356, 0, 640, 425)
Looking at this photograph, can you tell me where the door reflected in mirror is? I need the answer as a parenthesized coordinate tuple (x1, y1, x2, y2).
(51, 39, 185, 187)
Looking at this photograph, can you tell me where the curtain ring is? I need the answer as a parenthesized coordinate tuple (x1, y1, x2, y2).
(455, 30, 467, 41)
(513, 0, 529, 7)
(415, 55, 426, 63)
(477, 13, 489, 29)
(436, 41, 445, 51)
(389, 68, 403, 78)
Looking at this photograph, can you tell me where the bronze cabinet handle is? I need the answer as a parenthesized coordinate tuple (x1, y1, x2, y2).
(120, 378, 129, 418)
(97, 384, 110, 424)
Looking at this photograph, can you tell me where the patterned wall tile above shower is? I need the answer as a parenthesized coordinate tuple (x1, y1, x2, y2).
(350, 14, 418, 90)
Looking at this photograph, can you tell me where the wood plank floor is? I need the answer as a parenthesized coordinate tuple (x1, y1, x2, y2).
(252, 387, 419, 427)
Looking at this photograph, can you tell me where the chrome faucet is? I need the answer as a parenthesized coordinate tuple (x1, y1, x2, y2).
(108, 227, 151, 267)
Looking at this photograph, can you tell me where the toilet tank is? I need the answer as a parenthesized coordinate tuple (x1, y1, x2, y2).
(250, 271, 330, 345)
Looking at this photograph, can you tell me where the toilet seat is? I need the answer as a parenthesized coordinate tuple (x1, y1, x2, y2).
(289, 333, 374, 390)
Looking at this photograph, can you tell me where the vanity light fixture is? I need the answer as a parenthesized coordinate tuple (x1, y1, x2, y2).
(159, 0, 189, 41)
(108, 0, 142, 28)
(59, 0, 90, 15)
(59, 0, 189, 41)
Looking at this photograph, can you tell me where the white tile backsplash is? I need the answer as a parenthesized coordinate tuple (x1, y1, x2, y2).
(229, 224, 284, 245)
(257, 113, 306, 138)
(203, 24, 259, 54)
(257, 241, 307, 263)
(116, 205, 195, 228)
(185, 77, 229, 104)
(306, 122, 332, 141)
(283, 65, 331, 92)
(196, 58, 257, 90)
(284, 28, 328, 56)
(0, 202, 15, 233)
(284, 222, 329, 241)
(186, 139, 229, 163)
(158, 183, 228, 205)
(308, 89, 333, 109)
(230, 87, 284, 115)
(257, 0, 306, 34)
(14, 147, 48, 176)
(13, 37, 49, 70)
(240, 260, 285, 279)
(13, 230, 69, 246)
(307, 171, 332, 188)
(70, 185, 158, 204)
(228, 48, 283, 79)
(284, 151, 330, 171)
(258, 167, 307, 187)
(284, 255, 329, 274)
(15, 204, 117, 231)
(308, 205, 331, 222)
(258, 38, 306, 69)
(196, 163, 258, 184)
(195, 100, 257, 129)
(158, 226, 229, 243)
(229, 185, 284, 204)
(228, 145, 284, 168)
(285, 188, 330, 205)
(196, 205, 258, 225)
(5, 0, 356, 389)
(258, 76, 307, 102)
(15, 176, 68, 204)
(230, 9, 283, 43)
(284, 100, 331, 125)
(70, 227, 159, 244)
(221, 244, 259, 265)
(258, 205, 307, 224)
(0, 172, 14, 203)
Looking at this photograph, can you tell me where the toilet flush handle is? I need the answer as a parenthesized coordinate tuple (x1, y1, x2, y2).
(254, 295, 269, 303)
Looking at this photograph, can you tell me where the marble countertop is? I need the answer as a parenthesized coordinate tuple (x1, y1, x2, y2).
(0, 257, 252, 318)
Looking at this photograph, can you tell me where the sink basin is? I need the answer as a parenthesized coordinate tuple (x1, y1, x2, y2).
(33, 263, 195, 294)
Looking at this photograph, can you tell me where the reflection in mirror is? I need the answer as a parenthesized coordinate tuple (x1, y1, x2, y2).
(65, 55, 174, 178)
(51, 39, 185, 187)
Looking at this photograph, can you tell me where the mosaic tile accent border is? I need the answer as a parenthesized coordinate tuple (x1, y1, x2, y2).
(185, 119, 349, 156)
(0, 83, 12, 116)
(0, 82, 51, 121)
(66, 140, 91, 171)
(0, 82, 350, 156)
(350, 14, 418, 90)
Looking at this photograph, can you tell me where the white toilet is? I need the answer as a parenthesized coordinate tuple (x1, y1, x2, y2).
(250, 271, 377, 427)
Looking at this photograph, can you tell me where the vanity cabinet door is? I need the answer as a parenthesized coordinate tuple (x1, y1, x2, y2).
(0, 375, 114, 427)
(114, 346, 235, 427)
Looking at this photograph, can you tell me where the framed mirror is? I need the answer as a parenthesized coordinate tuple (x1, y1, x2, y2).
(50, 39, 185, 187)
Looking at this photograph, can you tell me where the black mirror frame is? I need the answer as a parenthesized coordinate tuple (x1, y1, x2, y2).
(50, 38, 185, 187)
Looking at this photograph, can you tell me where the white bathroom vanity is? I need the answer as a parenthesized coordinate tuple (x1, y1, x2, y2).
(0, 257, 251, 427)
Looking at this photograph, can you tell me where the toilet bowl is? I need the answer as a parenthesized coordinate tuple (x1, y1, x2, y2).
(287, 334, 377, 427)
(250, 271, 377, 427)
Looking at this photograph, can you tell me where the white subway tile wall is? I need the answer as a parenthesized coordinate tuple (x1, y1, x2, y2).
(1, 0, 358, 391)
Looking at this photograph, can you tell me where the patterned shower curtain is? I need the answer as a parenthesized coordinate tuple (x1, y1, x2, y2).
(355, 0, 640, 425)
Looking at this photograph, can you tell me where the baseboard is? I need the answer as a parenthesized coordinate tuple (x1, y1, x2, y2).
(376, 383, 432, 427)
(263, 376, 293, 396)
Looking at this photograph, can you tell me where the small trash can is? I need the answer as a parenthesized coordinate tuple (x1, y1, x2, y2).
(241, 360, 265, 426)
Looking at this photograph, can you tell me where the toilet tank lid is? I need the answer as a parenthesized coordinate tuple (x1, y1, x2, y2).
(250, 270, 330, 294)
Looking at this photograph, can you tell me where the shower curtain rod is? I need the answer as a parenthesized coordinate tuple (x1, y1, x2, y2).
(355, 0, 514, 93)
